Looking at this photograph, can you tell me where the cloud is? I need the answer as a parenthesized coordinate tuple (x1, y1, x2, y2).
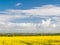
(0, 18, 58, 33)
(0, 23, 37, 33)
(18, 5, 60, 16)
(16, 3, 22, 6)
(41, 19, 56, 28)
(6, 5, 60, 16)
(0, 5, 59, 33)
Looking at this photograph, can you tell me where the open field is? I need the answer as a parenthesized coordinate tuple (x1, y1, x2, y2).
(0, 36, 60, 45)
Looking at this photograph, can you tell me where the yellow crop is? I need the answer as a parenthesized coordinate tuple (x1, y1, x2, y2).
(0, 36, 60, 45)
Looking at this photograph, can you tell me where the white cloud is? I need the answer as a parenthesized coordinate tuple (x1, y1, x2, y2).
(0, 23, 37, 33)
(41, 19, 51, 27)
(0, 19, 58, 33)
(0, 14, 29, 23)
(0, 5, 59, 33)
(19, 5, 60, 16)
(6, 5, 60, 16)
(41, 19, 56, 28)
(52, 24, 56, 28)
(16, 3, 22, 6)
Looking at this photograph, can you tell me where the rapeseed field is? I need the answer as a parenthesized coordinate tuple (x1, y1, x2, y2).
(0, 36, 60, 45)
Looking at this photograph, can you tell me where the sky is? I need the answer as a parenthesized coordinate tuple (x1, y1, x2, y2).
(0, 0, 60, 33)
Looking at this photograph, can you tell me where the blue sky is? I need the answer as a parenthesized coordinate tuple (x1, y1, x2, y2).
(0, 0, 60, 33)
(0, 0, 60, 10)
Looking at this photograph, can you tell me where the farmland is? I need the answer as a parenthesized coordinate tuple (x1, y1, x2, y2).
(0, 36, 60, 45)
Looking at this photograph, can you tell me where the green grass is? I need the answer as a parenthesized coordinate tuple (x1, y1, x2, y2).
(0, 33, 60, 36)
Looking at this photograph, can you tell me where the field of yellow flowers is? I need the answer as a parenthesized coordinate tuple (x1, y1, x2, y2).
(0, 36, 60, 45)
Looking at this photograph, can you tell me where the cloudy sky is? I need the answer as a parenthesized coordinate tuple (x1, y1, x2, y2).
(0, 0, 60, 33)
